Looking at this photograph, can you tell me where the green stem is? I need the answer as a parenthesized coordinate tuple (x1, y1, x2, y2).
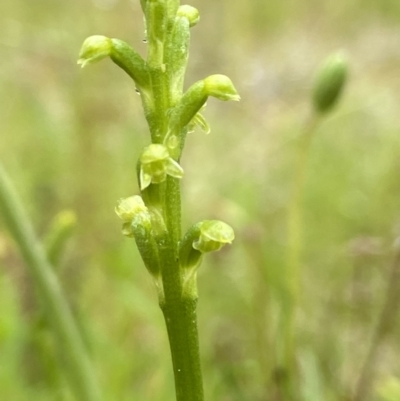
(165, 176, 181, 249)
(353, 244, 400, 401)
(153, 217, 204, 401)
(142, 3, 205, 399)
(161, 297, 204, 401)
(0, 162, 102, 401)
(279, 115, 320, 397)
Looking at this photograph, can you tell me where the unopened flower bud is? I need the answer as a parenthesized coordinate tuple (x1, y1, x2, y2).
(78, 36, 150, 90)
(77, 35, 112, 68)
(204, 75, 241, 102)
(171, 75, 240, 133)
(312, 52, 348, 114)
(177, 5, 200, 27)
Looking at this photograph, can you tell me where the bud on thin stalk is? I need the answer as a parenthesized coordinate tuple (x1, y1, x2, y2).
(312, 52, 348, 114)
(171, 74, 240, 133)
(179, 220, 235, 296)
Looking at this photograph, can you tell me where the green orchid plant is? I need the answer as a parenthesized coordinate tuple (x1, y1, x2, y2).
(78, 1, 239, 400)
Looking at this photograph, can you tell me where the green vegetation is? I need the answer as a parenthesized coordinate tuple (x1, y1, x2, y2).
(1, 1, 400, 401)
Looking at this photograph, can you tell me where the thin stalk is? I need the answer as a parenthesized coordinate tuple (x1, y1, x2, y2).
(353, 244, 400, 401)
(0, 162, 102, 401)
(280, 114, 320, 397)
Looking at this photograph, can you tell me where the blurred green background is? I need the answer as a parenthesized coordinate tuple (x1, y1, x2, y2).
(1, 0, 400, 400)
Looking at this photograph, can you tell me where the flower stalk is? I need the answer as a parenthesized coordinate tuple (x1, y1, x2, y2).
(279, 52, 348, 398)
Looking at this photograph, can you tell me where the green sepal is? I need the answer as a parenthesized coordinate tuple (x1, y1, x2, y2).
(188, 112, 211, 134)
(312, 52, 348, 114)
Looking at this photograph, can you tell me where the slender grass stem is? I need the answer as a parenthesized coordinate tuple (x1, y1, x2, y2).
(280, 115, 320, 397)
(353, 243, 400, 401)
(0, 162, 102, 401)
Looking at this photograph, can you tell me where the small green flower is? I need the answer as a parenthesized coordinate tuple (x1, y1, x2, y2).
(115, 195, 147, 222)
(179, 220, 235, 296)
(115, 195, 152, 238)
(77, 35, 112, 68)
(193, 220, 235, 253)
(140, 144, 184, 190)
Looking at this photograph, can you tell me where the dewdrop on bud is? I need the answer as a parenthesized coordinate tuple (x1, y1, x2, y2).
(77, 35, 112, 68)
(204, 75, 241, 102)
(312, 52, 348, 114)
(193, 220, 235, 253)
(177, 5, 200, 27)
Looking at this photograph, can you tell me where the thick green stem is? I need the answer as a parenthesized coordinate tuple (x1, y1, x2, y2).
(0, 162, 102, 401)
(155, 178, 204, 400)
(161, 297, 204, 401)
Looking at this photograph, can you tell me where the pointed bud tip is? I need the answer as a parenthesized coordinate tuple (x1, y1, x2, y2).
(312, 52, 348, 114)
(204, 74, 240, 102)
(77, 35, 113, 68)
